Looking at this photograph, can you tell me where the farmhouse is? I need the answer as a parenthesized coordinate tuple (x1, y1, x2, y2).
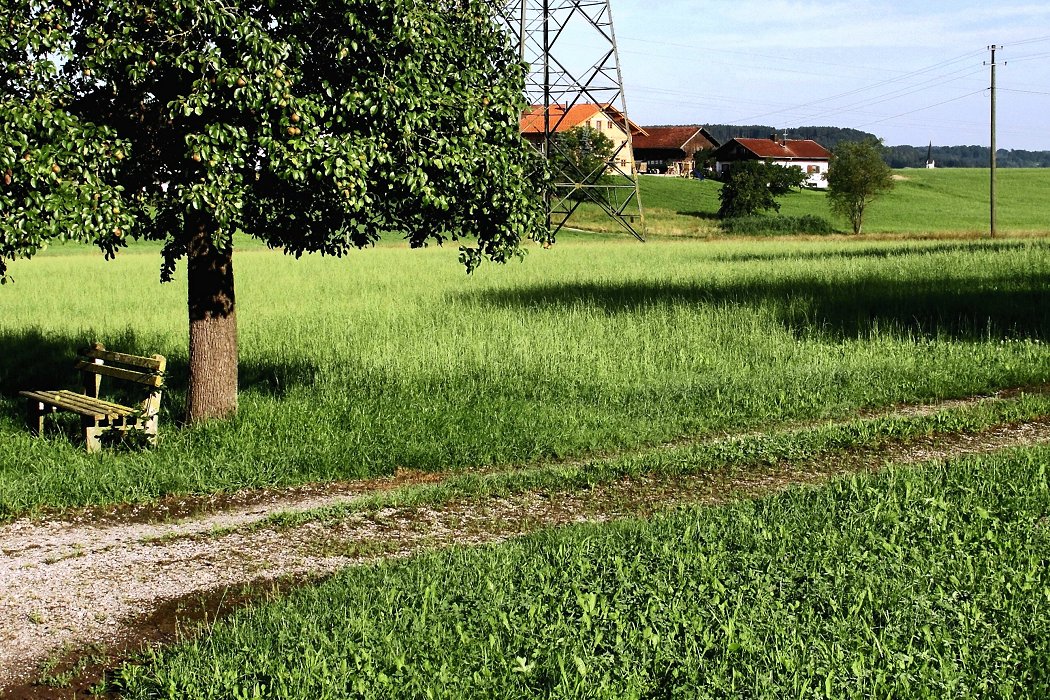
(520, 103, 647, 172)
(633, 126, 720, 176)
(713, 135, 832, 188)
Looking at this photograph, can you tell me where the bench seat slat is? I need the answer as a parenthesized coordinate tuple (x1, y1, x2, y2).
(73, 361, 164, 387)
(19, 390, 138, 420)
(20, 390, 136, 417)
(81, 348, 165, 371)
(23, 345, 165, 452)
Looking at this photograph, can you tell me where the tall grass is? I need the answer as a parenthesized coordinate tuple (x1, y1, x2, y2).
(1, 237, 1049, 516)
(113, 446, 1050, 699)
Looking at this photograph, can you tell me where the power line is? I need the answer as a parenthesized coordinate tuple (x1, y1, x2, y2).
(852, 89, 988, 129)
(626, 87, 1027, 135)
(1004, 51, 1050, 64)
(619, 32, 1046, 133)
(617, 31, 1050, 145)
(1009, 34, 1050, 47)
(1000, 87, 1050, 96)
(619, 35, 896, 75)
(814, 68, 987, 119)
(729, 49, 987, 124)
(621, 49, 989, 123)
(617, 47, 873, 82)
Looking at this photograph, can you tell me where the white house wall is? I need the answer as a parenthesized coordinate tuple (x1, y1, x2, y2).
(715, 159, 829, 189)
(792, 160, 829, 189)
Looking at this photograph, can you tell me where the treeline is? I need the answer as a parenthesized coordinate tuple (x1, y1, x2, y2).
(698, 125, 879, 150)
(882, 145, 1050, 168)
(695, 124, 1050, 168)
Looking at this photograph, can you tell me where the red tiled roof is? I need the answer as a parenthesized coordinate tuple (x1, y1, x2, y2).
(520, 104, 647, 136)
(634, 126, 709, 150)
(732, 138, 830, 160)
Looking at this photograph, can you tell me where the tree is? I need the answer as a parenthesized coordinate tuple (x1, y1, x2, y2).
(692, 147, 715, 177)
(2, 0, 545, 422)
(717, 160, 806, 219)
(547, 126, 615, 201)
(826, 139, 895, 234)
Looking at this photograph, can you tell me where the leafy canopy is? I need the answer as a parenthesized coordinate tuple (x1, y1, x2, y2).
(826, 139, 895, 235)
(547, 125, 615, 203)
(549, 126, 614, 183)
(717, 160, 806, 219)
(0, 0, 545, 281)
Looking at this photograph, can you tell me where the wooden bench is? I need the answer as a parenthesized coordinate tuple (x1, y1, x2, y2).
(20, 343, 166, 452)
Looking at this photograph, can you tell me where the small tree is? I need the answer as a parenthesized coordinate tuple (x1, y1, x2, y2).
(2, 0, 544, 422)
(547, 126, 615, 201)
(826, 140, 895, 234)
(692, 147, 716, 177)
(718, 160, 806, 219)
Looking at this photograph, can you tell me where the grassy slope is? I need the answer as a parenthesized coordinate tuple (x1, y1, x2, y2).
(114, 447, 1050, 699)
(1, 237, 1049, 516)
(569, 169, 1050, 235)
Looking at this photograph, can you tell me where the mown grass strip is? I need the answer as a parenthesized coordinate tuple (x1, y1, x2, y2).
(112, 445, 1050, 699)
(258, 391, 1050, 530)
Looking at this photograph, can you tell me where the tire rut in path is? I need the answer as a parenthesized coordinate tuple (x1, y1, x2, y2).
(2, 417, 1050, 696)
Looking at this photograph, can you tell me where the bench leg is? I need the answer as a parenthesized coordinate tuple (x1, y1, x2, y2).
(27, 401, 47, 436)
(84, 427, 103, 454)
(82, 417, 103, 454)
(145, 415, 159, 447)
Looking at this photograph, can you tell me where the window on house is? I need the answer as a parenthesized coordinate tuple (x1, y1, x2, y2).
(607, 121, 613, 130)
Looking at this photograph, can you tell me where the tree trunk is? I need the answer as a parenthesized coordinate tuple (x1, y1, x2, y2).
(185, 221, 238, 423)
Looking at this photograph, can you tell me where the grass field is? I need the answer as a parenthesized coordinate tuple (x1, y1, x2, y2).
(5, 183, 1050, 697)
(112, 446, 1050, 699)
(569, 168, 1050, 236)
(2, 235, 1049, 518)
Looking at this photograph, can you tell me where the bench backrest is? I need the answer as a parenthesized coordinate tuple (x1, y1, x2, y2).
(74, 343, 167, 416)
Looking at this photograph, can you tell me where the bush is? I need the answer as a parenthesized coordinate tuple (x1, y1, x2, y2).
(717, 160, 808, 218)
(720, 214, 836, 236)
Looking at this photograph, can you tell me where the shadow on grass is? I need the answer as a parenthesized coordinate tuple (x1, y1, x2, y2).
(676, 211, 721, 221)
(0, 328, 320, 403)
(714, 240, 1041, 265)
(474, 270, 1050, 341)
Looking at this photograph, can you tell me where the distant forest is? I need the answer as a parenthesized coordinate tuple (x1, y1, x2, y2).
(692, 124, 1050, 168)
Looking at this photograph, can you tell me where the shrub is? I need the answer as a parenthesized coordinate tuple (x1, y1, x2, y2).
(720, 215, 836, 236)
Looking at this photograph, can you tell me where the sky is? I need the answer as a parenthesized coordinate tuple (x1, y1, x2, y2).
(607, 0, 1050, 150)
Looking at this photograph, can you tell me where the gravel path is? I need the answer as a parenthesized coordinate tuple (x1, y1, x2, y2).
(2, 414, 1049, 694)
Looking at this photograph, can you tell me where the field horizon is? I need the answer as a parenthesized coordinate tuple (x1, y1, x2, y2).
(567, 167, 1050, 237)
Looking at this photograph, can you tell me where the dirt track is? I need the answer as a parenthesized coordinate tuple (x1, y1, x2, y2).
(2, 413, 1049, 696)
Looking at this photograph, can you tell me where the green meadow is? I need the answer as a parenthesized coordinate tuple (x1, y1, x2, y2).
(2, 234, 1049, 517)
(5, 171, 1050, 698)
(569, 168, 1050, 236)
(115, 447, 1050, 699)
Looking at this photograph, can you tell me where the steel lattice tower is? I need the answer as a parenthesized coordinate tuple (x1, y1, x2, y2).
(491, 0, 645, 240)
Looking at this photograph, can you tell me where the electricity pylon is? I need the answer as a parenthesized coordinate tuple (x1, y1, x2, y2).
(491, 0, 645, 240)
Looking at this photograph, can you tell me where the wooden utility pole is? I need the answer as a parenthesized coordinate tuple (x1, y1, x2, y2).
(988, 45, 1000, 238)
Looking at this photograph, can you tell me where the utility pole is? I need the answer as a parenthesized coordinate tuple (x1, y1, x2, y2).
(987, 45, 1000, 238)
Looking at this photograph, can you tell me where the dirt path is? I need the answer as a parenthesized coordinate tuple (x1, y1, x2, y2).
(3, 415, 1050, 696)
